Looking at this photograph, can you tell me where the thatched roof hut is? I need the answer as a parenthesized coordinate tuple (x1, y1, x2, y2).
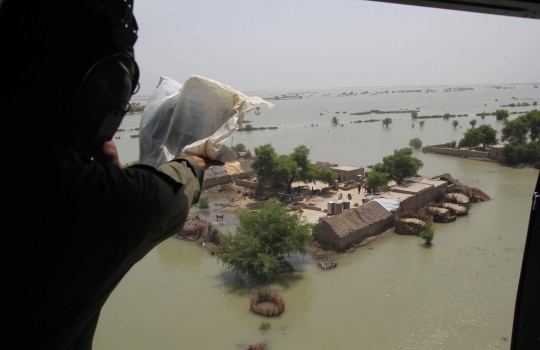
(313, 201, 394, 250)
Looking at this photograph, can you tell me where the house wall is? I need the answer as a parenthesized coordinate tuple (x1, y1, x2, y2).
(422, 146, 490, 159)
(203, 175, 232, 189)
(489, 146, 506, 162)
(330, 168, 365, 182)
(313, 215, 395, 250)
(234, 178, 258, 188)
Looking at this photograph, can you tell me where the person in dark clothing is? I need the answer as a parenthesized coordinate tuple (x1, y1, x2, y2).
(2, 1, 221, 349)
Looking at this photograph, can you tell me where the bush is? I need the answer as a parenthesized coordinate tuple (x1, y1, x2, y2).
(419, 221, 435, 245)
(409, 138, 422, 149)
(259, 322, 271, 331)
(198, 196, 209, 209)
(450, 140, 457, 148)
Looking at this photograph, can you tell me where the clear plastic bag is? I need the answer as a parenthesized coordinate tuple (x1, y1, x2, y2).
(139, 75, 273, 167)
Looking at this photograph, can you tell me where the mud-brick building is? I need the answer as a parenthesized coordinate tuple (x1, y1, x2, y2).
(390, 178, 447, 210)
(376, 191, 416, 213)
(329, 165, 364, 182)
(203, 157, 256, 189)
(313, 201, 394, 250)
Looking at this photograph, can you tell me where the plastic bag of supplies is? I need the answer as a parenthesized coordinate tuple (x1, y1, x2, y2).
(138, 75, 274, 167)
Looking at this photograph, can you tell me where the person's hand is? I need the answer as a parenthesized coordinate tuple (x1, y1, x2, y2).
(175, 155, 224, 170)
(93, 141, 123, 169)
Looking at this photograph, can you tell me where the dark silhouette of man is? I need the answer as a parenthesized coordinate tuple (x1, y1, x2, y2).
(2, 1, 221, 349)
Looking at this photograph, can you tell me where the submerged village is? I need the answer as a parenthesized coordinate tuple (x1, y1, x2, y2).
(176, 147, 492, 269)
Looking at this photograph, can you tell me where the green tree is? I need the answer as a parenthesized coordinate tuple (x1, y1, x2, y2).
(469, 119, 477, 128)
(273, 155, 300, 194)
(331, 116, 340, 126)
(476, 124, 499, 149)
(501, 118, 529, 145)
(409, 138, 422, 149)
(251, 144, 278, 192)
(458, 127, 482, 149)
(366, 168, 389, 192)
(495, 109, 509, 120)
(244, 123, 254, 131)
(522, 110, 540, 141)
(419, 121, 425, 127)
(411, 111, 418, 119)
(378, 148, 424, 184)
(382, 118, 393, 127)
(450, 140, 457, 148)
(232, 143, 246, 152)
(419, 221, 435, 245)
(317, 167, 338, 185)
(212, 200, 313, 279)
(503, 141, 540, 165)
(443, 113, 452, 120)
(452, 120, 459, 128)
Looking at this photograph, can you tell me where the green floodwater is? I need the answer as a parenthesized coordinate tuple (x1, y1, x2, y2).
(94, 84, 539, 349)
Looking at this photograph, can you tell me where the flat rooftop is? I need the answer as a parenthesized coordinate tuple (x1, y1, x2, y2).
(417, 178, 447, 187)
(376, 191, 414, 202)
(391, 182, 433, 194)
(330, 165, 363, 171)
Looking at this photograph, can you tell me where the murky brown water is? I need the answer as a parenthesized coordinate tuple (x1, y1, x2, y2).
(94, 86, 538, 349)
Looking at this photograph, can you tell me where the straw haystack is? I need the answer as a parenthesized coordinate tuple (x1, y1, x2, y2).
(395, 218, 426, 235)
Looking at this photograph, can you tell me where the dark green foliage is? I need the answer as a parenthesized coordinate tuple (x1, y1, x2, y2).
(260, 322, 271, 331)
(376, 148, 424, 184)
(501, 118, 530, 145)
(232, 143, 246, 152)
(382, 118, 393, 127)
(496, 109, 509, 120)
(502, 141, 540, 165)
(411, 110, 418, 119)
(476, 124, 499, 148)
(443, 113, 452, 120)
(452, 120, 459, 128)
(212, 200, 313, 279)
(469, 119, 477, 128)
(419, 221, 435, 245)
(450, 140, 457, 148)
(458, 127, 482, 149)
(331, 116, 340, 125)
(366, 168, 389, 191)
(409, 138, 422, 149)
(198, 196, 209, 209)
(419, 121, 425, 127)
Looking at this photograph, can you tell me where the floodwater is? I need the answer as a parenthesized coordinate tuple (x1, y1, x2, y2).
(94, 84, 538, 349)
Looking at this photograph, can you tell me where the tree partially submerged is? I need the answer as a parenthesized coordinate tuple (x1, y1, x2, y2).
(409, 138, 422, 149)
(212, 200, 313, 280)
(382, 118, 393, 127)
(419, 220, 435, 245)
(458, 124, 498, 149)
(501, 110, 540, 164)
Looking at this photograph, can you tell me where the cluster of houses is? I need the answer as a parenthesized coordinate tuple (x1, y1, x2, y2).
(205, 153, 455, 251)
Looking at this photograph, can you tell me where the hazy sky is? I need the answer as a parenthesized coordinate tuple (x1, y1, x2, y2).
(133, 0, 540, 96)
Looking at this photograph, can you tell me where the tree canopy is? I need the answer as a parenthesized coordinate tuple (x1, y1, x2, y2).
(331, 116, 340, 126)
(419, 121, 425, 127)
(409, 138, 422, 149)
(376, 148, 424, 184)
(452, 120, 459, 128)
(496, 109, 509, 120)
(251, 143, 337, 194)
(469, 119, 477, 128)
(457, 124, 498, 149)
(212, 200, 313, 280)
(232, 143, 246, 152)
(411, 111, 418, 119)
(366, 168, 389, 191)
(501, 110, 540, 164)
(382, 118, 393, 127)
